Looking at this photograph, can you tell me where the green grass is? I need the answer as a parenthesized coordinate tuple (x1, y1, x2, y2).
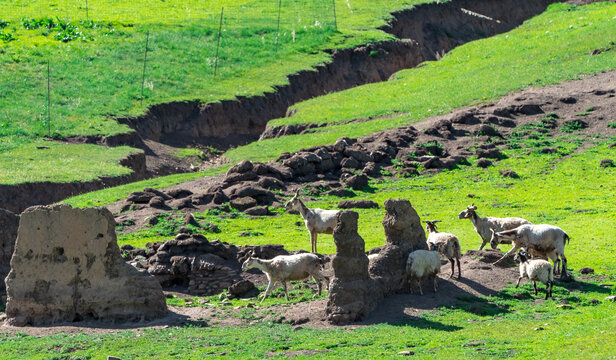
(62, 164, 229, 208)
(0, 0, 437, 184)
(119, 137, 616, 275)
(1, 280, 615, 358)
(225, 2, 616, 163)
(0, 141, 139, 184)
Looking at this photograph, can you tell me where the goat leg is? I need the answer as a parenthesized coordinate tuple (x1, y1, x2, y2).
(449, 258, 455, 278)
(261, 281, 275, 303)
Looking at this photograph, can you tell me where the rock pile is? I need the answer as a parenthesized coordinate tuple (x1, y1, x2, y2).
(0, 208, 19, 294)
(5, 205, 166, 326)
(125, 233, 292, 296)
(127, 231, 241, 296)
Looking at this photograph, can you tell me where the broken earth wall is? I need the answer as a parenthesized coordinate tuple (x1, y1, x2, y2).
(369, 199, 427, 296)
(327, 199, 426, 324)
(0, 208, 19, 294)
(5, 204, 166, 326)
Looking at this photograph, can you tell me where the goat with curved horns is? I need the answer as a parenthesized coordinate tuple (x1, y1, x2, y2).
(285, 190, 339, 253)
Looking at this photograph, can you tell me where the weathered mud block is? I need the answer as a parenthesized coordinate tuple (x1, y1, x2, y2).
(326, 211, 372, 324)
(369, 199, 427, 295)
(0, 208, 19, 294)
(5, 204, 166, 326)
(327, 200, 427, 324)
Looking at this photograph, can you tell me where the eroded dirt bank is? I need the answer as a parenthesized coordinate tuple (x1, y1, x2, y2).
(120, 0, 557, 147)
(0, 0, 559, 213)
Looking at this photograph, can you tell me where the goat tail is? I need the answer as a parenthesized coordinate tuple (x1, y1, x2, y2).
(564, 233, 570, 245)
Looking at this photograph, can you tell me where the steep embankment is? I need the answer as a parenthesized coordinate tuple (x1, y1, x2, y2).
(2, 0, 558, 213)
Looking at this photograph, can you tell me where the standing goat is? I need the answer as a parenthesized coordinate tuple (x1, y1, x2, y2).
(458, 204, 531, 250)
(490, 224, 570, 277)
(406, 249, 441, 295)
(285, 190, 339, 253)
(425, 220, 462, 279)
(514, 249, 554, 300)
(241, 253, 329, 302)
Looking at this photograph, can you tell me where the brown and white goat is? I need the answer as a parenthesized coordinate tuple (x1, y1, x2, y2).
(425, 220, 462, 278)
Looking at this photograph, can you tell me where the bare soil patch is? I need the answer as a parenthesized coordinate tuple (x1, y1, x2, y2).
(0, 251, 519, 335)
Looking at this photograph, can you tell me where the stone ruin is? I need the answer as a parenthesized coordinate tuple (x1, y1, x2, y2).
(0, 208, 19, 294)
(4, 204, 166, 326)
(124, 233, 290, 296)
(326, 199, 426, 324)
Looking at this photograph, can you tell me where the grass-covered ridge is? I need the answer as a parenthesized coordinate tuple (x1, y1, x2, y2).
(226, 2, 616, 163)
(0, 0, 439, 184)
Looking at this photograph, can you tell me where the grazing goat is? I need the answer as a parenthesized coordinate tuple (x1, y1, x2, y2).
(241, 253, 329, 302)
(425, 220, 462, 279)
(458, 204, 531, 250)
(490, 224, 570, 277)
(515, 249, 554, 300)
(406, 249, 441, 295)
(285, 190, 339, 253)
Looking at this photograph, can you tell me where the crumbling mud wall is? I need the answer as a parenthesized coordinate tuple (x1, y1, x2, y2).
(5, 204, 166, 326)
(326, 211, 372, 324)
(0, 208, 19, 294)
(369, 199, 427, 296)
(327, 199, 426, 324)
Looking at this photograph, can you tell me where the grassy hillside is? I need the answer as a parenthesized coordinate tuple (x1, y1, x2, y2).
(226, 2, 616, 163)
(0, 0, 434, 184)
(62, 1, 616, 207)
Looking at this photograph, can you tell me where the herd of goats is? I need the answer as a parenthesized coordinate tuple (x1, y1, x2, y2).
(241, 191, 570, 302)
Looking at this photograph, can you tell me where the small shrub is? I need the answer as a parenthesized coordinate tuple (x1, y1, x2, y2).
(561, 120, 586, 133)
(0, 19, 9, 29)
(0, 30, 15, 42)
(608, 122, 616, 129)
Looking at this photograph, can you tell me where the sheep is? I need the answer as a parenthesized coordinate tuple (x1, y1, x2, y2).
(406, 249, 441, 295)
(285, 189, 340, 253)
(490, 224, 570, 277)
(514, 249, 554, 300)
(424, 220, 462, 279)
(458, 204, 531, 250)
(241, 253, 329, 302)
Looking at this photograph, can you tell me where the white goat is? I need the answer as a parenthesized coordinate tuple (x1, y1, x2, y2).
(285, 190, 339, 253)
(425, 220, 462, 279)
(458, 204, 531, 250)
(241, 253, 329, 302)
(514, 249, 554, 300)
(490, 224, 570, 277)
(406, 249, 441, 295)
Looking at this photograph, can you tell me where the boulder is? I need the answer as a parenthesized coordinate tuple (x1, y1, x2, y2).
(5, 204, 166, 325)
(338, 200, 379, 209)
(600, 159, 614, 168)
(342, 174, 369, 190)
(230, 197, 258, 211)
(228, 279, 257, 298)
(166, 188, 193, 199)
(499, 169, 519, 178)
(227, 160, 253, 174)
(325, 189, 355, 197)
(148, 196, 166, 209)
(126, 191, 154, 204)
(244, 206, 269, 216)
(477, 159, 493, 168)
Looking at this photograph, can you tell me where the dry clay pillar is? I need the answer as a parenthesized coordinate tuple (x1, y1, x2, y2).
(327, 200, 426, 324)
(326, 211, 370, 324)
(369, 199, 427, 295)
(5, 204, 166, 326)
